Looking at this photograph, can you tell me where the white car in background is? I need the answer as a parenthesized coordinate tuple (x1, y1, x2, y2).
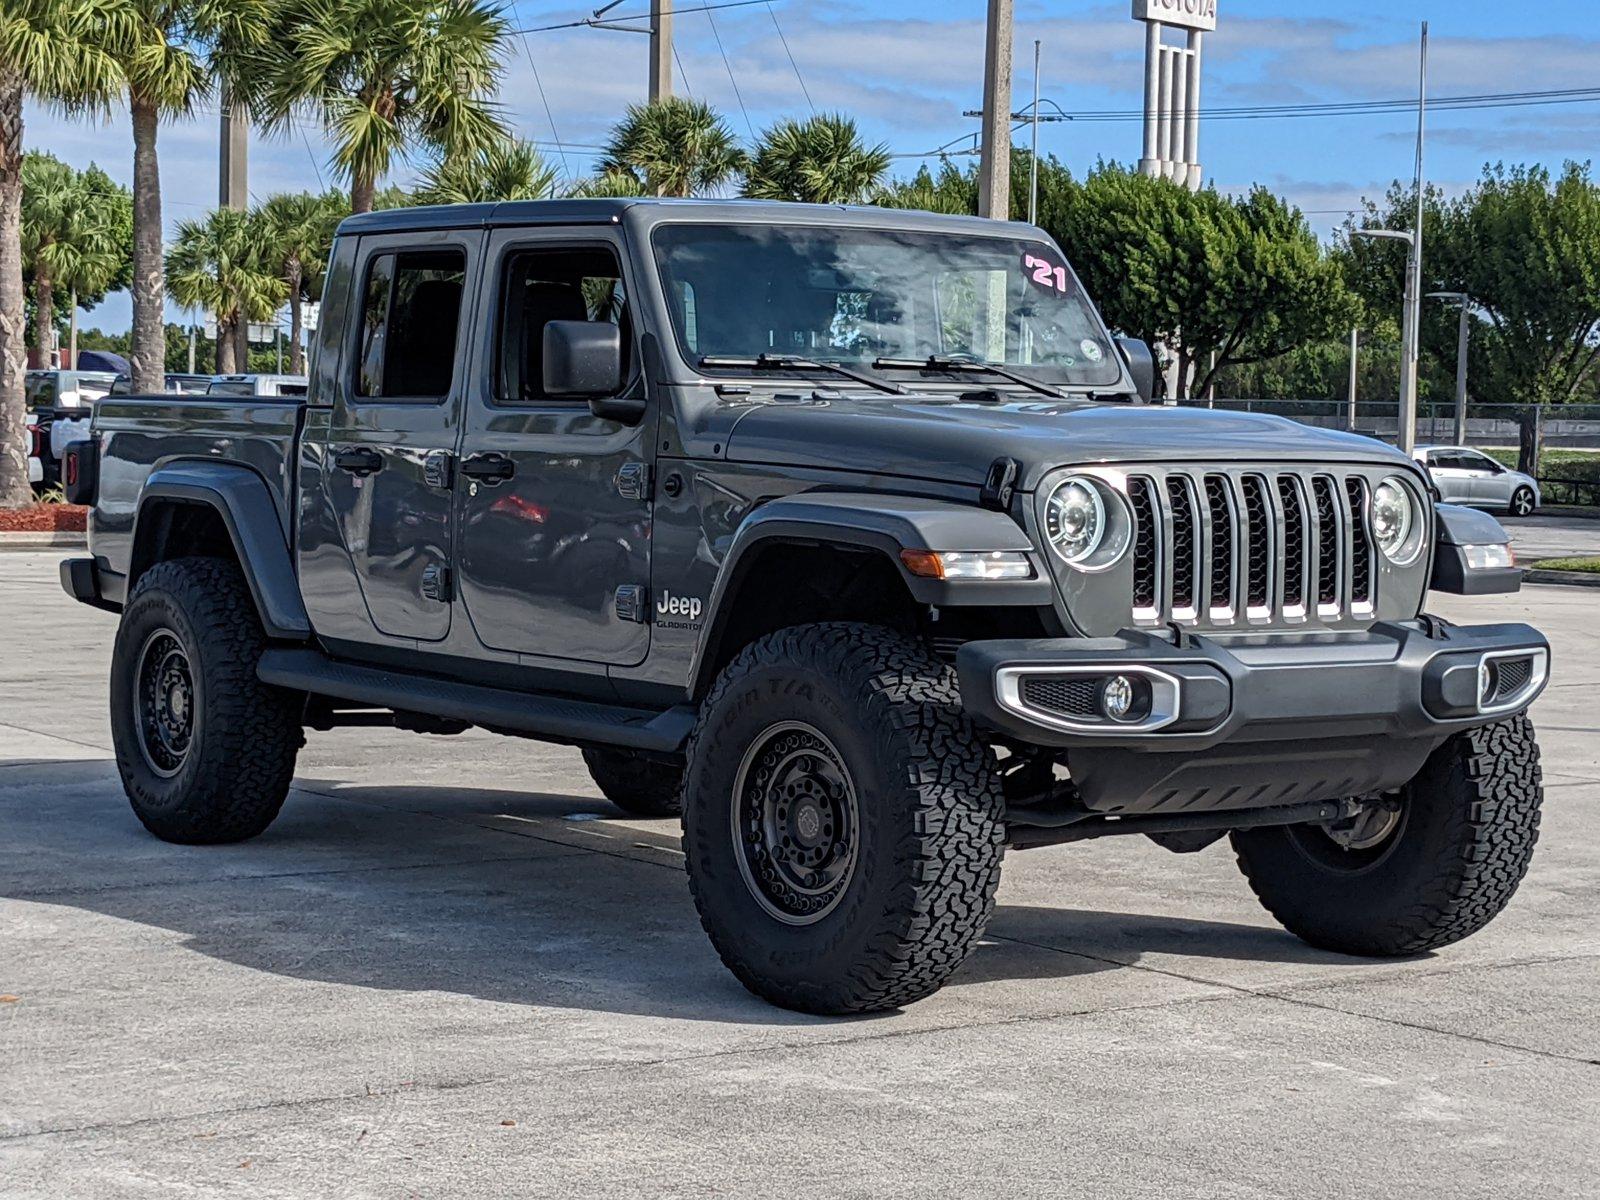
(25, 369, 117, 491)
(1413, 445, 1541, 517)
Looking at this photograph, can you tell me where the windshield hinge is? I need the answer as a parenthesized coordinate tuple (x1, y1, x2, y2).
(981, 457, 1021, 511)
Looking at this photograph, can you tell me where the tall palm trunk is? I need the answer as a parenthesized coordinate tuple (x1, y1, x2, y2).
(0, 72, 31, 507)
(216, 314, 238, 374)
(287, 261, 305, 374)
(31, 261, 55, 366)
(129, 95, 166, 393)
(232, 321, 249, 373)
(351, 171, 375, 215)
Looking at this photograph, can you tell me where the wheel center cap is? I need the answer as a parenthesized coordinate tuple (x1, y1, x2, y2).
(793, 803, 823, 845)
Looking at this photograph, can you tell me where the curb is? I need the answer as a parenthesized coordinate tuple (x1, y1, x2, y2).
(1522, 568, 1600, 588)
(0, 531, 85, 551)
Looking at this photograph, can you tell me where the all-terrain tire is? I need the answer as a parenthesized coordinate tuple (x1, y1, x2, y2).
(110, 557, 303, 844)
(681, 622, 1005, 1015)
(1232, 715, 1542, 955)
(1509, 486, 1536, 517)
(582, 747, 684, 817)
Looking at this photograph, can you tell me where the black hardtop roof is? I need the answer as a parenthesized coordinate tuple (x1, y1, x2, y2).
(336, 196, 1042, 239)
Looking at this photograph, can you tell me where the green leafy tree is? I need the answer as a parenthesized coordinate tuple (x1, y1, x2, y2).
(875, 158, 978, 215)
(165, 206, 286, 374)
(0, 0, 124, 505)
(415, 137, 558, 205)
(249, 0, 510, 214)
(743, 114, 890, 205)
(259, 191, 344, 374)
(102, 0, 269, 394)
(600, 98, 745, 198)
(21, 152, 130, 363)
(564, 169, 646, 200)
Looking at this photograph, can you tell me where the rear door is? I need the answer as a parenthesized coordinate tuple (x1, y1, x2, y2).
(452, 227, 654, 667)
(299, 229, 482, 646)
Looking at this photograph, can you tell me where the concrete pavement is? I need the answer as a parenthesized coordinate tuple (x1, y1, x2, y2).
(2, 550, 1597, 1198)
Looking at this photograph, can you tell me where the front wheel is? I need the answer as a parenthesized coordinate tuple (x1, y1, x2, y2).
(681, 623, 1005, 1015)
(110, 557, 303, 844)
(1509, 486, 1536, 517)
(1232, 716, 1542, 956)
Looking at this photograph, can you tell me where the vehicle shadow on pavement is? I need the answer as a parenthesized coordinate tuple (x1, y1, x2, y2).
(3, 760, 1378, 1023)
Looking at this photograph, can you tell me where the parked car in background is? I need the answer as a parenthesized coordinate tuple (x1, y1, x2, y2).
(1413, 445, 1540, 516)
(108, 373, 213, 396)
(25, 369, 118, 489)
(205, 374, 309, 398)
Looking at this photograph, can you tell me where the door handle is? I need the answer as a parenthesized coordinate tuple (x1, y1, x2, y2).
(333, 446, 384, 477)
(461, 453, 515, 484)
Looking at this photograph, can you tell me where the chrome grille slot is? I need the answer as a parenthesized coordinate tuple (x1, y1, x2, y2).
(1278, 475, 1307, 616)
(1088, 464, 1415, 634)
(1128, 476, 1158, 616)
(1345, 477, 1374, 610)
(1241, 475, 1272, 616)
(1203, 475, 1237, 619)
(1312, 475, 1341, 614)
(1166, 475, 1199, 619)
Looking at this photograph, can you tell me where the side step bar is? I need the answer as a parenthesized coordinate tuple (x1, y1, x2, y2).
(257, 648, 695, 755)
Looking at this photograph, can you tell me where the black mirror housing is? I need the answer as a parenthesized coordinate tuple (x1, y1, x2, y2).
(1116, 337, 1155, 403)
(543, 320, 625, 399)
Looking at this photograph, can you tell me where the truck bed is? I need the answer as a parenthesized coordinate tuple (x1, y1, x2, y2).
(90, 396, 306, 580)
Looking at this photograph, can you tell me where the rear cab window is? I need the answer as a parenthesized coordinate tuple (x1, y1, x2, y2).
(356, 249, 467, 400)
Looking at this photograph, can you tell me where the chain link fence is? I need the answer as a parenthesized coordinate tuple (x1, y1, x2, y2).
(1172, 398, 1600, 451)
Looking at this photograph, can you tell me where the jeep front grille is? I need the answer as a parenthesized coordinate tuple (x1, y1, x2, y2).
(1120, 467, 1387, 629)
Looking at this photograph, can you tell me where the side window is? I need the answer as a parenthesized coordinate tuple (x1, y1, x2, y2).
(355, 248, 466, 399)
(497, 246, 628, 402)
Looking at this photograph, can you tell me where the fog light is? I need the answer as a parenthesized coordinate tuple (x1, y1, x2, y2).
(1099, 675, 1136, 721)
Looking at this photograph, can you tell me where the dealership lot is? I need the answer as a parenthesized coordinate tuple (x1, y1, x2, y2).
(2, 549, 1597, 1199)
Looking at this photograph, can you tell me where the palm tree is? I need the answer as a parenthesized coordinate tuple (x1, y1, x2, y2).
(259, 191, 344, 374)
(250, 0, 509, 214)
(564, 169, 646, 200)
(744, 114, 891, 205)
(415, 137, 558, 205)
(0, 0, 124, 506)
(165, 206, 286, 375)
(104, 0, 269, 394)
(600, 98, 745, 198)
(21, 153, 128, 365)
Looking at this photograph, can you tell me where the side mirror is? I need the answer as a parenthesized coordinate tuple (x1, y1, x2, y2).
(1115, 337, 1155, 403)
(542, 320, 643, 423)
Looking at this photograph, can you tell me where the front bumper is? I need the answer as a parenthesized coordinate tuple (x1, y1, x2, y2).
(957, 619, 1549, 814)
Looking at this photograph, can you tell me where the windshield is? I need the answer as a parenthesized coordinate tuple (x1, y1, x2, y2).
(652, 223, 1123, 389)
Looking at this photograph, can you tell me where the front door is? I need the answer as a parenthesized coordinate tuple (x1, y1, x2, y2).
(1457, 449, 1511, 506)
(453, 229, 653, 666)
(308, 230, 480, 645)
(1426, 450, 1475, 505)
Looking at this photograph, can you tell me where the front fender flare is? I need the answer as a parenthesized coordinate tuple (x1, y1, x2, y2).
(688, 491, 1053, 695)
(132, 462, 311, 641)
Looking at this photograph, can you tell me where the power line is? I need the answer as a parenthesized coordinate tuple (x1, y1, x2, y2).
(518, 31, 571, 178)
(704, 4, 755, 137)
(766, 2, 813, 113)
(512, 0, 775, 36)
(1049, 86, 1600, 123)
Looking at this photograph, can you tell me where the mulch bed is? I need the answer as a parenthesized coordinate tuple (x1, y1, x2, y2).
(0, 504, 88, 532)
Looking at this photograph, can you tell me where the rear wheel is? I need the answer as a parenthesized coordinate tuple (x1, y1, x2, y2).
(1232, 716, 1542, 955)
(1509, 486, 1536, 517)
(681, 623, 1005, 1015)
(110, 558, 302, 844)
(581, 748, 683, 817)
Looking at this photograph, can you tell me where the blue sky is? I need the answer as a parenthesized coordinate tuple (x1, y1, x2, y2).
(25, 0, 1600, 332)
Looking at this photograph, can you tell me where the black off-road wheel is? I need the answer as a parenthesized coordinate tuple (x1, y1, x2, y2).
(1232, 715, 1542, 955)
(681, 623, 1006, 1015)
(110, 557, 303, 844)
(581, 748, 684, 817)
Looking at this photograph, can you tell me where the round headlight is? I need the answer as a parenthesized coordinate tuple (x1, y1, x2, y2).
(1044, 476, 1106, 564)
(1371, 477, 1418, 562)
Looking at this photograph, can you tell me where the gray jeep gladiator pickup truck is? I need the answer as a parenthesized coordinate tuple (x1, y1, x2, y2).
(61, 198, 1548, 1015)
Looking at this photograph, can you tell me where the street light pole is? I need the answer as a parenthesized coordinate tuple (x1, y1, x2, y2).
(1351, 227, 1416, 448)
(1347, 326, 1359, 431)
(1428, 291, 1471, 446)
(1029, 39, 1041, 226)
(1399, 21, 1429, 456)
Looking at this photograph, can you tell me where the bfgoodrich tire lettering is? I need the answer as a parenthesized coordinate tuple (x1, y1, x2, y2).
(110, 557, 303, 844)
(681, 623, 1005, 1015)
(1232, 715, 1542, 955)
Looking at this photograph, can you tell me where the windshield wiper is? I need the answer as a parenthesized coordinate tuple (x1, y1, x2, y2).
(872, 354, 1066, 399)
(699, 354, 907, 395)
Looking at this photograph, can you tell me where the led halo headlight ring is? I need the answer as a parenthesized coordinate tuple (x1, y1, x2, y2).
(1043, 475, 1107, 565)
(1371, 475, 1423, 565)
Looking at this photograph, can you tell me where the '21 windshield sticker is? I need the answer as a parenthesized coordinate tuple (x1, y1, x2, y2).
(1023, 253, 1073, 295)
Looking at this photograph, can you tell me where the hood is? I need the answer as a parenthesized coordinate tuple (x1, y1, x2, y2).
(719, 393, 1413, 490)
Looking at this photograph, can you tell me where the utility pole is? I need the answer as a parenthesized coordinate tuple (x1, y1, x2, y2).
(1397, 21, 1428, 455)
(649, 0, 673, 102)
(1028, 40, 1041, 225)
(220, 86, 250, 375)
(977, 0, 1013, 219)
(1347, 327, 1359, 431)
